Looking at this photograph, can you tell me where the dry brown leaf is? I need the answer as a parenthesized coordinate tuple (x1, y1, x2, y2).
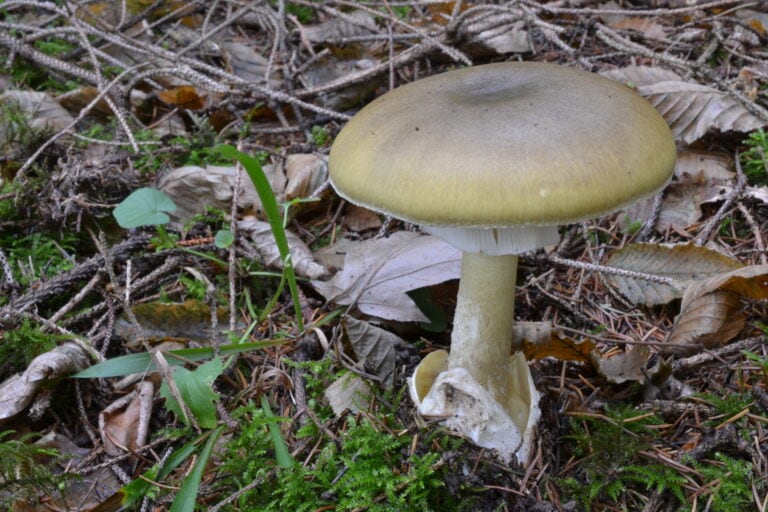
(343, 204, 382, 232)
(591, 345, 650, 384)
(238, 217, 329, 279)
(637, 81, 767, 144)
(609, 17, 667, 40)
(99, 381, 153, 456)
(312, 232, 461, 322)
(157, 85, 205, 110)
(325, 374, 371, 415)
(605, 243, 743, 306)
(462, 17, 532, 55)
(665, 265, 768, 354)
(222, 41, 281, 88)
(516, 321, 595, 363)
(601, 65, 682, 88)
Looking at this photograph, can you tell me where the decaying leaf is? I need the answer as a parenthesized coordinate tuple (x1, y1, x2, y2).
(0, 343, 91, 422)
(222, 41, 281, 88)
(342, 204, 382, 232)
(99, 381, 153, 456)
(656, 178, 713, 233)
(637, 81, 767, 144)
(325, 373, 371, 415)
(516, 321, 595, 363)
(666, 265, 768, 355)
(157, 85, 206, 110)
(463, 17, 532, 55)
(312, 232, 461, 322)
(606, 243, 743, 306)
(601, 65, 682, 88)
(591, 345, 650, 384)
(341, 316, 402, 386)
(238, 217, 329, 279)
(115, 299, 236, 348)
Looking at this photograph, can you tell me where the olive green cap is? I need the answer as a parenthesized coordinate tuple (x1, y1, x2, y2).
(328, 62, 676, 228)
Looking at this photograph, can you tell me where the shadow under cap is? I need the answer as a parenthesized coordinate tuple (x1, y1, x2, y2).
(328, 61, 677, 228)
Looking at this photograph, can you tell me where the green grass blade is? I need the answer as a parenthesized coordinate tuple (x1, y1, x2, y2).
(72, 340, 286, 378)
(215, 144, 304, 331)
(261, 395, 294, 468)
(170, 426, 225, 512)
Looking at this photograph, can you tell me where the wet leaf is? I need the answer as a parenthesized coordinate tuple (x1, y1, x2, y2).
(665, 265, 768, 354)
(637, 81, 768, 144)
(605, 243, 743, 306)
(342, 316, 401, 386)
(312, 232, 462, 322)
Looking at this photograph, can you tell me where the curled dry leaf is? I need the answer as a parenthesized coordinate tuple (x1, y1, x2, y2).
(312, 232, 462, 322)
(461, 17, 532, 55)
(606, 243, 743, 306)
(637, 81, 767, 144)
(99, 381, 154, 456)
(666, 265, 768, 355)
(238, 217, 329, 279)
(342, 204, 382, 232)
(0, 343, 91, 422)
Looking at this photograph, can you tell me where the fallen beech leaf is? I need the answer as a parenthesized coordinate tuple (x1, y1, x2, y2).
(312, 232, 462, 322)
(674, 149, 734, 181)
(665, 265, 768, 354)
(304, 10, 378, 43)
(238, 217, 329, 280)
(516, 322, 595, 363)
(606, 243, 743, 306)
(591, 345, 650, 384)
(637, 81, 767, 144)
(1, 90, 75, 139)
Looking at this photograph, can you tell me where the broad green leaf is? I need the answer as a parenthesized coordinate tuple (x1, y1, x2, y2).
(72, 340, 285, 378)
(214, 229, 235, 248)
(113, 187, 177, 228)
(160, 357, 224, 429)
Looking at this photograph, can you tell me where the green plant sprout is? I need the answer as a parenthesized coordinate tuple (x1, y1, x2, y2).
(742, 129, 768, 186)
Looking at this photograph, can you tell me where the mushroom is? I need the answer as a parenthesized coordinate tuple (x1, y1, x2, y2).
(327, 62, 676, 463)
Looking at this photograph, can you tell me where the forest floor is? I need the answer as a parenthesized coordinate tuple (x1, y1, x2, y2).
(0, 1, 767, 511)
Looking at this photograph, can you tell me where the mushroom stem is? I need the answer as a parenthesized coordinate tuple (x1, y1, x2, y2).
(448, 252, 518, 406)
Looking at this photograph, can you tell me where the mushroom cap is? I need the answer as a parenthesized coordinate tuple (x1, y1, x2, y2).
(328, 62, 676, 228)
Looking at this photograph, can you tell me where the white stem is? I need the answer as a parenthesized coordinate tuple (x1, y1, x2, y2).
(448, 252, 518, 405)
